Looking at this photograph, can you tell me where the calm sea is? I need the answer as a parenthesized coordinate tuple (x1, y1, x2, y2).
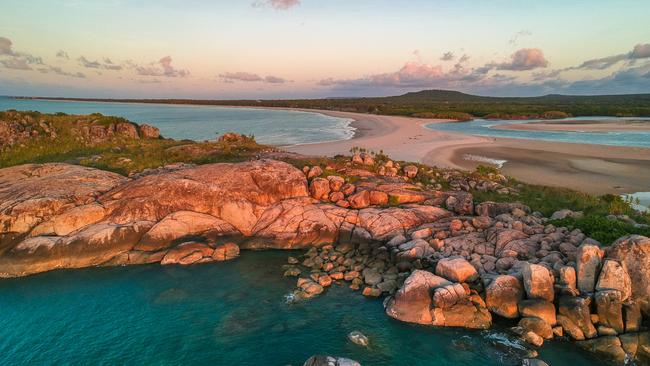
(0, 251, 605, 366)
(0, 97, 354, 146)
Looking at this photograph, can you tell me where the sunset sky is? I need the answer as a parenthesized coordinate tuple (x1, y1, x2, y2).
(1, 0, 650, 99)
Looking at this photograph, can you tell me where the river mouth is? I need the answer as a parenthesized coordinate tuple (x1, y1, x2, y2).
(0, 251, 605, 365)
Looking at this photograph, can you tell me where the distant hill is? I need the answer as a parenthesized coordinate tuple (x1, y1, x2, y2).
(23, 89, 650, 119)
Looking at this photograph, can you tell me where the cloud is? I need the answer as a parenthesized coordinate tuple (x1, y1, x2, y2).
(452, 54, 470, 74)
(253, 0, 300, 10)
(570, 43, 650, 70)
(78, 56, 102, 68)
(575, 54, 627, 70)
(1, 58, 32, 70)
(0, 36, 43, 68)
(220, 71, 263, 82)
(509, 30, 532, 46)
(532, 69, 562, 81)
(56, 50, 69, 59)
(136, 56, 189, 77)
(264, 75, 288, 83)
(0, 36, 14, 55)
(319, 61, 446, 88)
(134, 78, 162, 84)
(440, 52, 454, 61)
(76, 55, 122, 70)
(219, 71, 288, 84)
(38, 66, 86, 78)
(103, 58, 123, 71)
(494, 48, 548, 71)
(630, 43, 650, 59)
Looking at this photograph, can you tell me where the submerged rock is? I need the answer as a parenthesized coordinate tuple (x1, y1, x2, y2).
(303, 355, 361, 366)
(347, 330, 369, 347)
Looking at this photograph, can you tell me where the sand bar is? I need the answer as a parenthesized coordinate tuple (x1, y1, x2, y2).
(495, 119, 650, 133)
(284, 110, 650, 195)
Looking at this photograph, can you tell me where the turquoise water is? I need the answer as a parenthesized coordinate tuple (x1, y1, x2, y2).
(427, 117, 650, 148)
(0, 251, 605, 366)
(0, 97, 353, 146)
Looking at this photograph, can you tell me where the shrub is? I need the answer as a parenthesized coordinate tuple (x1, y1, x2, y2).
(552, 215, 650, 245)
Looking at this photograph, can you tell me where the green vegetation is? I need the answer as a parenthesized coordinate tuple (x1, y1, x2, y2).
(472, 178, 649, 245)
(0, 111, 268, 176)
(29, 89, 650, 120)
(3, 111, 648, 244)
(411, 111, 474, 121)
(552, 215, 650, 246)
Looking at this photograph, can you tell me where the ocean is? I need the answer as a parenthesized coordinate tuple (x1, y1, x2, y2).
(0, 97, 354, 146)
(0, 251, 605, 366)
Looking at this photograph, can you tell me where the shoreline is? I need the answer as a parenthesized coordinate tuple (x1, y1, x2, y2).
(6, 98, 650, 195)
(494, 119, 650, 133)
(283, 109, 650, 195)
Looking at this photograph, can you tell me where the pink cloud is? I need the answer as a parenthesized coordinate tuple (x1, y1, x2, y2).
(0, 36, 14, 55)
(1, 57, 31, 70)
(219, 72, 288, 84)
(631, 43, 650, 59)
(220, 71, 263, 82)
(495, 48, 548, 71)
(369, 61, 445, 87)
(253, 0, 300, 10)
(136, 56, 189, 78)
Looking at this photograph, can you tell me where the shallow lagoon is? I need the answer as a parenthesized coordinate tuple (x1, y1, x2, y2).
(427, 117, 650, 148)
(0, 251, 606, 365)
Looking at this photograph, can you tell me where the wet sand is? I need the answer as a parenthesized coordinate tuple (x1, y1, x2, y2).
(284, 110, 650, 195)
(495, 119, 650, 133)
(284, 110, 487, 166)
(444, 138, 650, 194)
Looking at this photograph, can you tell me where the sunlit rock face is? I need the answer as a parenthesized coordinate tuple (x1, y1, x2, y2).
(0, 160, 453, 277)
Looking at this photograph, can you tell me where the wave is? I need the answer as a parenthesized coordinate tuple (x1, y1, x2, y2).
(462, 154, 507, 168)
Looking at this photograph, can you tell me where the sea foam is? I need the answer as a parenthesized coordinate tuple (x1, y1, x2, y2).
(462, 154, 507, 168)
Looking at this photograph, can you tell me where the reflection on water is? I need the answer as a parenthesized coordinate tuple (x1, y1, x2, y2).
(427, 116, 650, 148)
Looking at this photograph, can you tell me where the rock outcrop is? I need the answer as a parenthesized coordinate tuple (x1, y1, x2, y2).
(607, 235, 650, 316)
(0, 160, 455, 277)
(1, 158, 648, 365)
(485, 275, 524, 318)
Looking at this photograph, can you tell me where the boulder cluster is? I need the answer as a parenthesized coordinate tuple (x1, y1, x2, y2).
(385, 227, 649, 364)
(284, 240, 402, 300)
(0, 157, 648, 364)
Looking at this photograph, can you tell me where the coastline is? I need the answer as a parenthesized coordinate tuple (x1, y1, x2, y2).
(284, 109, 650, 195)
(5, 97, 650, 195)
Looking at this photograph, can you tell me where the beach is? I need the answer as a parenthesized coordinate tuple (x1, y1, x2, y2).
(286, 110, 650, 195)
(495, 119, 650, 133)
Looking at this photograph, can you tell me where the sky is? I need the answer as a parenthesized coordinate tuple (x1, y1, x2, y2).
(1, 0, 650, 99)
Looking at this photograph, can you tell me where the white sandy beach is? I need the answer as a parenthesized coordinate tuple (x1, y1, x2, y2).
(284, 110, 650, 195)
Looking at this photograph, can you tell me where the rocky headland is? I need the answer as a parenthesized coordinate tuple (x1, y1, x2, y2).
(1, 154, 648, 364)
(1, 109, 649, 365)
